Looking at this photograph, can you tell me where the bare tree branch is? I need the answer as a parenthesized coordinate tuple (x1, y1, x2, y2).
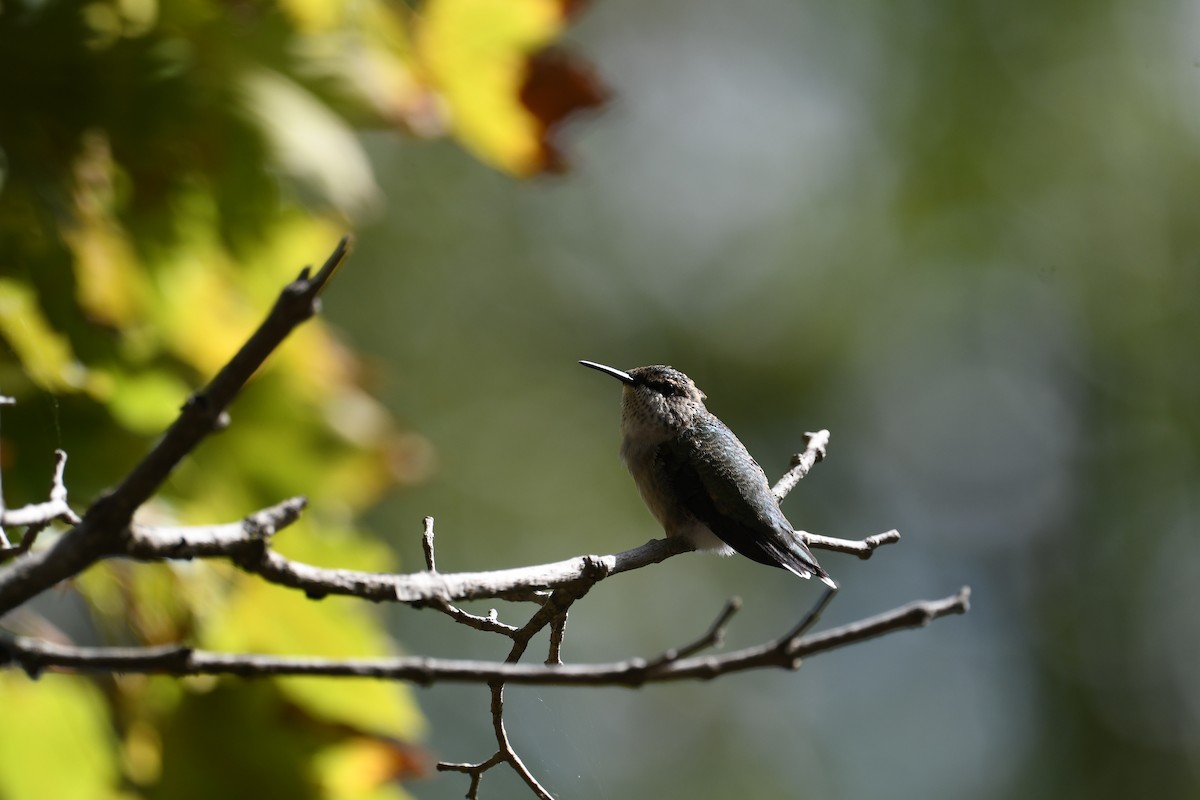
(126, 513, 898, 605)
(86, 237, 352, 532)
(0, 588, 970, 684)
(61, 420, 885, 612)
(0, 238, 352, 615)
(124, 497, 309, 559)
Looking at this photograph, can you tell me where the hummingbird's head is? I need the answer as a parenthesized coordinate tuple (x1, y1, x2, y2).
(580, 361, 707, 433)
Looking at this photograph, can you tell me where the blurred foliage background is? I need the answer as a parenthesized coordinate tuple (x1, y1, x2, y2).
(3, 0, 1200, 799)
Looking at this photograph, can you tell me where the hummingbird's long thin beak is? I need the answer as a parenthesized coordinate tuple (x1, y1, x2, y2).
(579, 360, 635, 384)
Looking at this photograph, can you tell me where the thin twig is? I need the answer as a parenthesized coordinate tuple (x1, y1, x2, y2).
(438, 752, 506, 800)
(0, 451, 82, 563)
(430, 600, 519, 636)
(641, 597, 742, 671)
(781, 585, 838, 642)
(422, 516, 437, 572)
(767, 429, 900, 560)
(0, 395, 13, 549)
(417, 517, 520, 634)
(0, 450, 81, 528)
(488, 681, 554, 800)
(771, 429, 830, 500)
(800, 529, 901, 559)
(546, 611, 569, 666)
(436, 563, 610, 796)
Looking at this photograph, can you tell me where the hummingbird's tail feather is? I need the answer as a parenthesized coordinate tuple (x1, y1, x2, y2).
(780, 559, 838, 589)
(762, 536, 837, 589)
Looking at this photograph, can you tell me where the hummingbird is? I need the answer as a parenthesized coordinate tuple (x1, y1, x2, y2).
(580, 361, 836, 589)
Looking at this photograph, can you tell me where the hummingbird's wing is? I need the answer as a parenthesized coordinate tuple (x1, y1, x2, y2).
(659, 418, 835, 588)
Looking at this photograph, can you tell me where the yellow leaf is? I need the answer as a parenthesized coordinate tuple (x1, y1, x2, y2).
(64, 131, 150, 328)
(153, 243, 258, 377)
(417, 0, 564, 175)
(278, 0, 344, 33)
(315, 739, 421, 800)
(67, 220, 147, 328)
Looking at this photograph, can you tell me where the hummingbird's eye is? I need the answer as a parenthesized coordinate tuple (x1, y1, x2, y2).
(633, 368, 693, 398)
(648, 379, 686, 397)
(642, 378, 669, 396)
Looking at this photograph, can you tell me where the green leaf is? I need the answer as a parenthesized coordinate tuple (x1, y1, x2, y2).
(105, 368, 190, 434)
(0, 279, 92, 394)
(0, 673, 125, 800)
